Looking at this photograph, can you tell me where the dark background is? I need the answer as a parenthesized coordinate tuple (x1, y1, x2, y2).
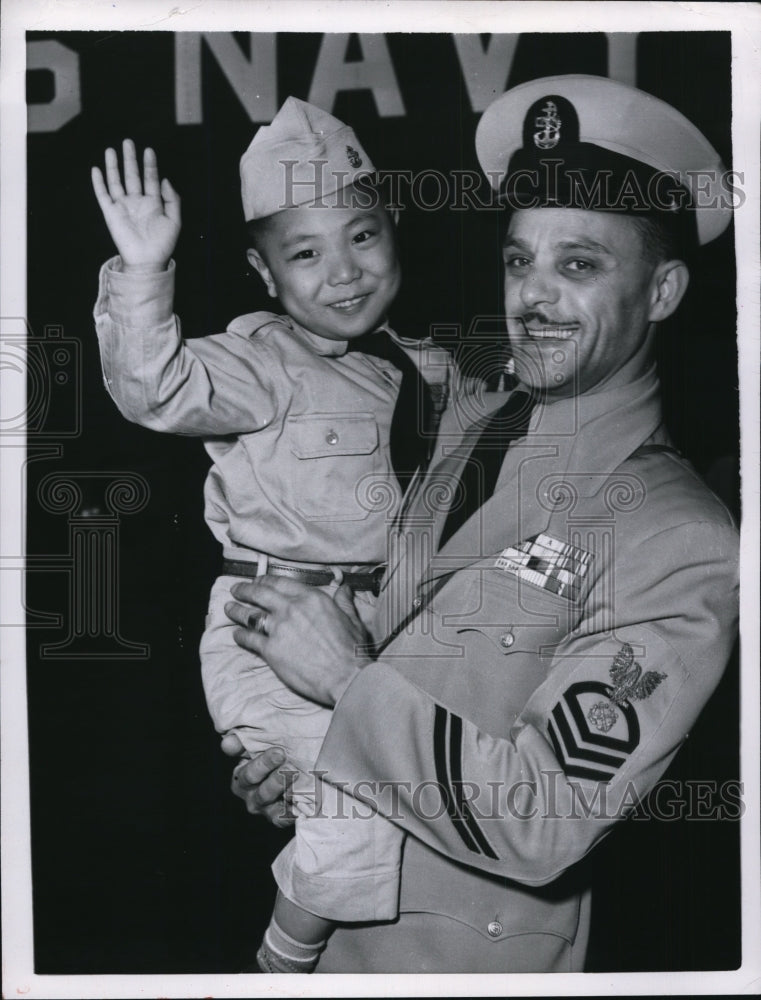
(25, 31, 740, 974)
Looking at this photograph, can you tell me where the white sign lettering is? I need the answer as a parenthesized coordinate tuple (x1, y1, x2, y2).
(27, 40, 81, 133)
(175, 33, 277, 125)
(309, 33, 405, 117)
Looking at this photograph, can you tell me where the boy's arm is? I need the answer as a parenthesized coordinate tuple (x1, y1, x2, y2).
(94, 259, 278, 435)
(92, 141, 278, 435)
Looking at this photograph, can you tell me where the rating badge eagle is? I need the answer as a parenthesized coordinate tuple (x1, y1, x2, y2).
(587, 643, 667, 732)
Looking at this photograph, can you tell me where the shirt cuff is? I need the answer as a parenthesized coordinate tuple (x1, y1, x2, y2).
(330, 663, 364, 708)
(94, 255, 176, 328)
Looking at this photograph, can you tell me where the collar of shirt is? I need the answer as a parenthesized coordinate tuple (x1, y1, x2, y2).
(278, 314, 392, 358)
(519, 363, 665, 487)
(419, 363, 666, 580)
(527, 363, 661, 430)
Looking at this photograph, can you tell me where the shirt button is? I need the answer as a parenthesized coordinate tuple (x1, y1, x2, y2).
(487, 921, 503, 937)
(382, 369, 395, 381)
(499, 632, 515, 648)
(326, 430, 339, 445)
(412, 597, 422, 608)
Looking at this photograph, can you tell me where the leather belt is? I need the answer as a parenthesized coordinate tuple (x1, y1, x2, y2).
(222, 558, 385, 596)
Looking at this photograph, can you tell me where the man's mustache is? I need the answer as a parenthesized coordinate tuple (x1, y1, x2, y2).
(515, 311, 577, 327)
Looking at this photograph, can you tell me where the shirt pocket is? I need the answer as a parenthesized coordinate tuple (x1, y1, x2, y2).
(430, 567, 581, 648)
(288, 412, 378, 458)
(399, 837, 583, 950)
(422, 569, 584, 732)
(283, 411, 392, 521)
(447, 570, 580, 656)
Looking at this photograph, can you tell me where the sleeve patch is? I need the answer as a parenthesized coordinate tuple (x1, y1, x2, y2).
(548, 680, 641, 783)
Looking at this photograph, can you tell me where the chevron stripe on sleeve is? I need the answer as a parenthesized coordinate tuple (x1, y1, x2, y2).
(433, 705, 498, 859)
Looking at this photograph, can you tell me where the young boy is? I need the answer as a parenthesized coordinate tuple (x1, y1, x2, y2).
(91, 98, 450, 973)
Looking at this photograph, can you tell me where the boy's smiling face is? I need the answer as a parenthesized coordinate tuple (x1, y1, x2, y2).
(247, 189, 401, 342)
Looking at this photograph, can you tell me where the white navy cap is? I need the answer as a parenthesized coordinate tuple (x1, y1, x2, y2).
(240, 97, 375, 221)
(476, 75, 732, 245)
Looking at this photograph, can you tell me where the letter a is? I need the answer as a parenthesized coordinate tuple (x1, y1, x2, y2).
(309, 34, 404, 117)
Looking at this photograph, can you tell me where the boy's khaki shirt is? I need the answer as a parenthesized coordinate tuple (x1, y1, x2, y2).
(94, 257, 451, 565)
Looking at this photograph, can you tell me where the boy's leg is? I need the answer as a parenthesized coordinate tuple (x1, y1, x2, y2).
(259, 776, 404, 973)
(255, 892, 332, 973)
(202, 576, 401, 968)
(271, 769, 404, 922)
(201, 575, 340, 970)
(200, 574, 332, 748)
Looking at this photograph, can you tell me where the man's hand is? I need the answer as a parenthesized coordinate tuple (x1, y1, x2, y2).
(91, 139, 181, 273)
(225, 579, 372, 707)
(223, 741, 296, 829)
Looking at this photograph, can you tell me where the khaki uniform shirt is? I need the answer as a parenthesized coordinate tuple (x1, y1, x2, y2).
(94, 257, 451, 564)
(315, 365, 739, 972)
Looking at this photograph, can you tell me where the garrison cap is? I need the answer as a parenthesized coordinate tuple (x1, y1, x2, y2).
(476, 75, 732, 245)
(240, 96, 375, 221)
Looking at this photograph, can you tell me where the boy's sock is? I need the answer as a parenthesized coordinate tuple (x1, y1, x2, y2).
(256, 917, 327, 974)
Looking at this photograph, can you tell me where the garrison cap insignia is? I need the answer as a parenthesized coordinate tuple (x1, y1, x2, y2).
(548, 643, 668, 780)
(239, 98, 374, 221)
(534, 99, 562, 149)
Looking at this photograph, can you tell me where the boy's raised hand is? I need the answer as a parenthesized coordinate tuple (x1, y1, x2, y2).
(92, 139, 181, 273)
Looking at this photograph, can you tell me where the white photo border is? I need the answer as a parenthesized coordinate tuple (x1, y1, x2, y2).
(2, 2, 759, 997)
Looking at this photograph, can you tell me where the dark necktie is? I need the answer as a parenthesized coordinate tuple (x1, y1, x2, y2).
(438, 389, 535, 548)
(350, 332, 436, 489)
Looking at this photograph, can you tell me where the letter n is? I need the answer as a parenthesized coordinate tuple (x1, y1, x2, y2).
(175, 33, 277, 125)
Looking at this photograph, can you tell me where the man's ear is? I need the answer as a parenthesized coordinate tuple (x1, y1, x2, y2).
(246, 248, 277, 298)
(648, 259, 690, 323)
